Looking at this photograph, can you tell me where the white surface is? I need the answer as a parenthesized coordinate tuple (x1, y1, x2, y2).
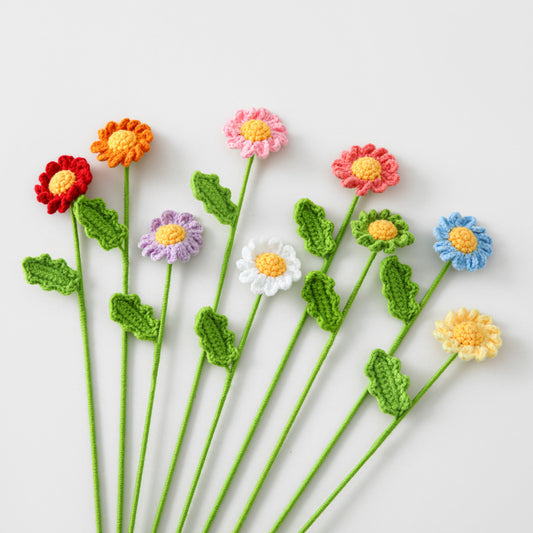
(1, 1, 531, 532)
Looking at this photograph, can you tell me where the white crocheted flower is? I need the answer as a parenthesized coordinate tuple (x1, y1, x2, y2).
(236, 237, 302, 296)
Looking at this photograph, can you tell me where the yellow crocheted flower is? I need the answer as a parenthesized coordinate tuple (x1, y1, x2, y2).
(433, 308, 502, 362)
(90, 118, 153, 167)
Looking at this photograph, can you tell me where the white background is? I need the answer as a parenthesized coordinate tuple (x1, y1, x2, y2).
(1, 1, 531, 532)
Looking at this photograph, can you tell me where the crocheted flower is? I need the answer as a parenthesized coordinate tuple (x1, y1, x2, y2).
(35, 155, 93, 214)
(433, 212, 492, 271)
(434, 308, 502, 362)
(351, 209, 414, 253)
(236, 238, 301, 296)
(90, 118, 153, 167)
(223, 108, 288, 159)
(139, 211, 203, 264)
(331, 144, 399, 196)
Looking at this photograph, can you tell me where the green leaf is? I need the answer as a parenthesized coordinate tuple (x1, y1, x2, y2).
(380, 255, 420, 323)
(110, 293, 160, 341)
(195, 307, 238, 368)
(301, 271, 342, 332)
(294, 198, 335, 258)
(22, 254, 80, 295)
(73, 196, 127, 251)
(365, 349, 411, 417)
(191, 171, 237, 225)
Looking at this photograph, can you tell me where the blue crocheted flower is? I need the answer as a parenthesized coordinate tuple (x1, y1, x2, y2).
(433, 213, 492, 271)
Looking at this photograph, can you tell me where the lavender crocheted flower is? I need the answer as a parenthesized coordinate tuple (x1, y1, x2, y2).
(139, 210, 203, 264)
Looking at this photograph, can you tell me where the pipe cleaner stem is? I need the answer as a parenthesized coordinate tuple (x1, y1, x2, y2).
(71, 209, 103, 533)
(213, 155, 254, 311)
(176, 294, 262, 533)
(297, 352, 459, 533)
(117, 165, 130, 533)
(233, 251, 378, 533)
(150, 156, 255, 533)
(269, 260, 452, 529)
(128, 263, 173, 533)
(270, 387, 368, 532)
(201, 193, 360, 533)
(389, 261, 451, 357)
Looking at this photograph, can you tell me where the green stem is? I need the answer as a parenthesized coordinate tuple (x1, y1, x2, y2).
(128, 263, 173, 533)
(201, 193, 361, 533)
(117, 165, 130, 533)
(150, 157, 255, 532)
(213, 155, 254, 311)
(270, 260, 452, 529)
(297, 352, 459, 533)
(72, 209, 103, 533)
(233, 251, 378, 533)
(176, 295, 263, 533)
(389, 261, 451, 357)
(270, 387, 368, 532)
(150, 354, 206, 533)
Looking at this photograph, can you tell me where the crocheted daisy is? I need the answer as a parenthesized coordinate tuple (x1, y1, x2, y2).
(139, 210, 203, 263)
(351, 209, 414, 253)
(223, 108, 288, 159)
(434, 308, 502, 361)
(331, 144, 399, 196)
(90, 118, 153, 167)
(35, 155, 93, 214)
(236, 238, 301, 296)
(433, 212, 492, 271)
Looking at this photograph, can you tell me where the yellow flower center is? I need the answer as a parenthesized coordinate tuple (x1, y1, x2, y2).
(108, 129, 137, 152)
(255, 252, 286, 277)
(48, 170, 77, 195)
(449, 227, 477, 253)
(350, 157, 382, 181)
(452, 321, 485, 346)
(155, 224, 186, 246)
(367, 220, 398, 241)
(240, 119, 272, 142)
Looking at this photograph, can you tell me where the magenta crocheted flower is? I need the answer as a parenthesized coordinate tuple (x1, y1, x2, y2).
(139, 211, 203, 264)
(331, 144, 399, 196)
(223, 107, 288, 159)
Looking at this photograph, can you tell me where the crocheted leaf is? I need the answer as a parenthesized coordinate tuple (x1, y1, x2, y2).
(294, 198, 335, 257)
(380, 255, 420, 323)
(191, 172, 237, 225)
(22, 254, 80, 295)
(195, 307, 238, 368)
(73, 196, 127, 251)
(109, 293, 160, 341)
(365, 349, 411, 417)
(301, 271, 342, 331)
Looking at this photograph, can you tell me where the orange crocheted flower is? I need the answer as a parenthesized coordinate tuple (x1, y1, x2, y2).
(90, 118, 153, 167)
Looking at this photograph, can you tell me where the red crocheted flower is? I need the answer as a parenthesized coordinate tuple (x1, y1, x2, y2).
(35, 155, 93, 214)
(331, 144, 399, 196)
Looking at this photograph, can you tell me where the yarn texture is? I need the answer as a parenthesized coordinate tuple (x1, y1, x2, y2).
(301, 271, 342, 332)
(73, 196, 127, 251)
(22, 254, 81, 295)
(191, 171, 237, 226)
(294, 199, 336, 258)
(90, 118, 153, 168)
(195, 307, 238, 368)
(351, 209, 414, 254)
(380, 255, 420, 323)
(110, 293, 161, 341)
(365, 348, 411, 417)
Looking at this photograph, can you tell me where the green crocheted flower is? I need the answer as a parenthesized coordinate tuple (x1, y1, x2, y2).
(351, 209, 414, 254)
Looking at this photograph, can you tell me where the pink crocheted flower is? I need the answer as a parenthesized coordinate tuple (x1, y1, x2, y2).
(331, 144, 399, 196)
(223, 108, 288, 159)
